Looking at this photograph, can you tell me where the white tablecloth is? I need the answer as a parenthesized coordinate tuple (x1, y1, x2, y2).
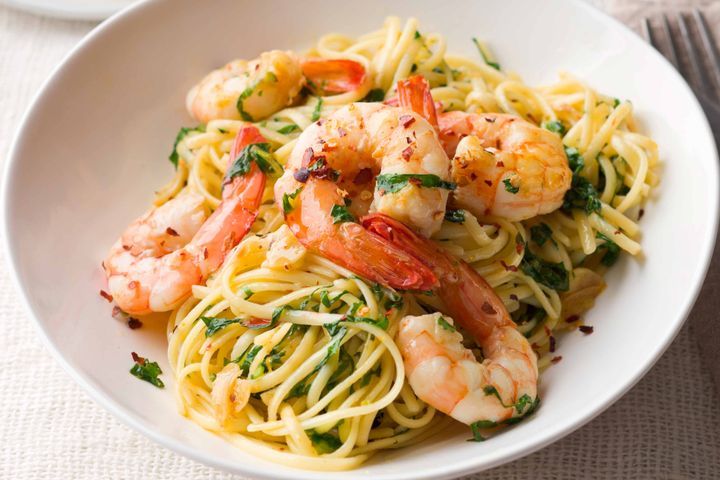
(1, 2, 719, 479)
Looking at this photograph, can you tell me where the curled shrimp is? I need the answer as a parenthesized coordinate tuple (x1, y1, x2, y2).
(187, 50, 367, 123)
(398, 76, 572, 221)
(104, 126, 268, 314)
(274, 102, 454, 291)
(364, 214, 538, 426)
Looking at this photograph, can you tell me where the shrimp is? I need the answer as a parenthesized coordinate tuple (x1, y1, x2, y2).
(104, 125, 268, 314)
(397, 76, 572, 221)
(363, 214, 538, 426)
(274, 102, 454, 290)
(187, 50, 367, 123)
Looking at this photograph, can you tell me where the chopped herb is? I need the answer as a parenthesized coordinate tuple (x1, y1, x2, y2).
(226, 143, 283, 182)
(520, 243, 569, 291)
(236, 86, 255, 121)
(271, 305, 291, 326)
(613, 98, 621, 108)
(282, 186, 303, 214)
(437, 316, 456, 332)
(288, 327, 347, 398)
(312, 98, 324, 122)
(596, 232, 620, 266)
(562, 174, 602, 215)
(241, 286, 254, 300)
(359, 364, 381, 387)
(362, 88, 385, 102)
(217, 128, 228, 134)
(530, 223, 555, 247)
(277, 123, 301, 134)
(410, 63, 418, 73)
(376, 174, 456, 194)
(130, 353, 164, 388)
(239, 345, 263, 376)
(564, 146, 584, 174)
(444, 209, 465, 224)
(414, 30, 422, 39)
(502, 178, 519, 194)
(471, 37, 500, 70)
(201, 316, 241, 337)
(326, 348, 355, 391)
(370, 283, 404, 310)
(169, 126, 204, 168)
(543, 120, 566, 135)
(265, 71, 278, 83)
(319, 290, 349, 308)
(432, 66, 444, 74)
(330, 204, 356, 224)
(469, 422, 487, 442)
(307, 430, 342, 453)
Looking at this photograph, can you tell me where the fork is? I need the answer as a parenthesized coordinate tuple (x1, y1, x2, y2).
(643, 10, 720, 395)
(642, 10, 720, 144)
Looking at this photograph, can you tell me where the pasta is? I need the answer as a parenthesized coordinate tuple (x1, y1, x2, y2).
(116, 16, 659, 470)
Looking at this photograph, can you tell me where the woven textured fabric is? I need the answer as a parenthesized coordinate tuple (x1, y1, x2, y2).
(0, 2, 719, 479)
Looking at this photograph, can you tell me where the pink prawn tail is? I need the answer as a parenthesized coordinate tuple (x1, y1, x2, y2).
(301, 58, 367, 95)
(362, 213, 512, 342)
(396, 75, 439, 129)
(193, 125, 267, 273)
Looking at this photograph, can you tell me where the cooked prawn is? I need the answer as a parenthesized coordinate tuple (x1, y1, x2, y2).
(364, 214, 538, 425)
(187, 51, 367, 123)
(104, 126, 268, 314)
(274, 101, 454, 291)
(397, 76, 572, 221)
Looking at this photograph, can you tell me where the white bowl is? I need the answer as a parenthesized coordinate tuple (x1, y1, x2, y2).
(3, 0, 718, 478)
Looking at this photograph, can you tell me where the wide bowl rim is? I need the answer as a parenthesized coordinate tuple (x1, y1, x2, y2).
(2, 0, 718, 478)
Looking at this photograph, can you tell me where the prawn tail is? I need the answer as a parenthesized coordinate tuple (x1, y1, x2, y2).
(396, 75, 439, 129)
(194, 125, 268, 273)
(362, 213, 510, 341)
(301, 58, 367, 94)
(319, 221, 438, 291)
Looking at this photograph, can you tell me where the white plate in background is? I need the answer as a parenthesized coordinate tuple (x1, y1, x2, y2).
(2, 0, 718, 479)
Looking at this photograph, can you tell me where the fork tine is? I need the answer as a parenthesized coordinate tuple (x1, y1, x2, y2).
(692, 9, 720, 95)
(677, 12, 712, 93)
(661, 14, 680, 69)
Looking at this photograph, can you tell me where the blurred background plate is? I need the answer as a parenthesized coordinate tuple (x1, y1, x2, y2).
(0, 0, 134, 20)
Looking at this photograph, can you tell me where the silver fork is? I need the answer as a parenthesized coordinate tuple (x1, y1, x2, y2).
(642, 10, 720, 144)
(644, 10, 720, 395)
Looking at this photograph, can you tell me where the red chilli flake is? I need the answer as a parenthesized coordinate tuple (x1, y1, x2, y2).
(484, 180, 492, 187)
(638, 209, 645, 220)
(549, 335, 556, 352)
(127, 317, 143, 330)
(516, 241, 524, 254)
(406, 136, 412, 144)
(246, 317, 271, 329)
(99, 290, 113, 302)
(166, 227, 179, 237)
(401, 146, 414, 161)
(338, 127, 347, 138)
(484, 117, 496, 123)
(399, 114, 416, 128)
(481, 302, 496, 315)
(127, 281, 138, 290)
(353, 168, 373, 185)
(509, 294, 519, 301)
(551, 356, 563, 364)
(579, 325, 594, 334)
(302, 147, 314, 166)
(131, 352, 145, 365)
(500, 260, 518, 272)
(112, 306, 123, 318)
(496, 161, 505, 167)
(565, 315, 580, 323)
